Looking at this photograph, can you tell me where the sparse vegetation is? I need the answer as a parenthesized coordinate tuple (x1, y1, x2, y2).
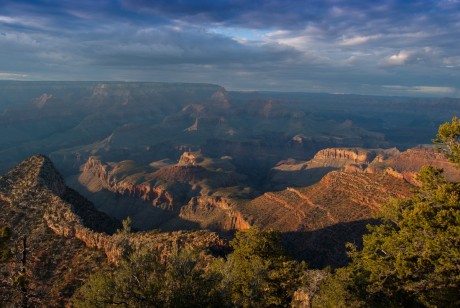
(74, 227, 306, 307)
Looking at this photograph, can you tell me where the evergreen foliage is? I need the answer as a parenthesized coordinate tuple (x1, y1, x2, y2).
(74, 248, 221, 307)
(433, 116, 460, 166)
(219, 227, 305, 307)
(316, 117, 460, 307)
(74, 227, 305, 307)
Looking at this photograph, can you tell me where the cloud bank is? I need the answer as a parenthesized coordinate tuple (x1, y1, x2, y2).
(0, 0, 459, 96)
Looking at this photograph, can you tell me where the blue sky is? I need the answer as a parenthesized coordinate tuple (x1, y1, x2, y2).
(1, 0, 460, 97)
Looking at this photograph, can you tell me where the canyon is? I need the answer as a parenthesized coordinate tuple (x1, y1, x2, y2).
(1, 82, 459, 302)
(0, 155, 227, 305)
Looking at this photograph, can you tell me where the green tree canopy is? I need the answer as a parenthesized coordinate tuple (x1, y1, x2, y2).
(316, 117, 460, 307)
(73, 248, 221, 308)
(74, 225, 305, 307)
(433, 116, 460, 166)
(219, 227, 304, 308)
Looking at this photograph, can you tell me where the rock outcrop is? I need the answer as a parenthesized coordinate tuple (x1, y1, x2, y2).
(81, 156, 179, 210)
(180, 196, 251, 231)
(178, 151, 202, 166)
(301, 147, 400, 169)
(370, 146, 460, 184)
(77, 154, 249, 231)
(0, 155, 114, 305)
(0, 155, 229, 304)
(271, 146, 459, 188)
(241, 170, 412, 232)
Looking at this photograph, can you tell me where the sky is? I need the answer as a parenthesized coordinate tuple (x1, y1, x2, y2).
(1, 0, 460, 97)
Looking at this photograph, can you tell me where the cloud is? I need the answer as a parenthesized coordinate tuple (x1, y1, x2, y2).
(414, 86, 456, 94)
(0, 15, 50, 29)
(0, 16, 20, 24)
(385, 50, 414, 65)
(0, 72, 28, 79)
(340, 35, 381, 46)
(381, 46, 442, 67)
(0, 0, 459, 97)
(82, 25, 301, 67)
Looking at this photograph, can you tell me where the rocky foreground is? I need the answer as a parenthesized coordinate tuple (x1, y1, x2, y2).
(0, 155, 227, 306)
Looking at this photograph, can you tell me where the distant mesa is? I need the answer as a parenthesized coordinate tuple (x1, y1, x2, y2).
(92, 83, 108, 97)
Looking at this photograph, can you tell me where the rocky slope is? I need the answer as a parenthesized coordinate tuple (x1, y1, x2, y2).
(71, 145, 451, 267)
(72, 152, 251, 231)
(271, 147, 398, 188)
(0, 155, 228, 305)
(368, 146, 460, 184)
(237, 170, 414, 267)
(241, 171, 412, 232)
(179, 196, 251, 231)
(0, 155, 114, 305)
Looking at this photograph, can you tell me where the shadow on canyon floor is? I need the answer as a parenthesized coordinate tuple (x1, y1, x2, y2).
(282, 219, 379, 269)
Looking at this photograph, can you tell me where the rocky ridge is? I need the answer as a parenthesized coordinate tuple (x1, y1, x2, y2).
(0, 155, 228, 304)
(240, 170, 414, 267)
(272, 146, 459, 188)
(307, 147, 399, 169)
(180, 196, 251, 230)
(239, 171, 412, 232)
(81, 156, 177, 210)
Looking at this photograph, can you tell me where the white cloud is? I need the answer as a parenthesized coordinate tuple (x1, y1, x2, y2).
(340, 35, 381, 46)
(0, 16, 18, 24)
(0, 72, 28, 79)
(413, 86, 456, 94)
(384, 50, 413, 65)
(276, 35, 311, 50)
(0, 15, 49, 29)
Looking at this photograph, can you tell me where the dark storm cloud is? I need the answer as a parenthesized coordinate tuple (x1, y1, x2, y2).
(0, 0, 459, 96)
